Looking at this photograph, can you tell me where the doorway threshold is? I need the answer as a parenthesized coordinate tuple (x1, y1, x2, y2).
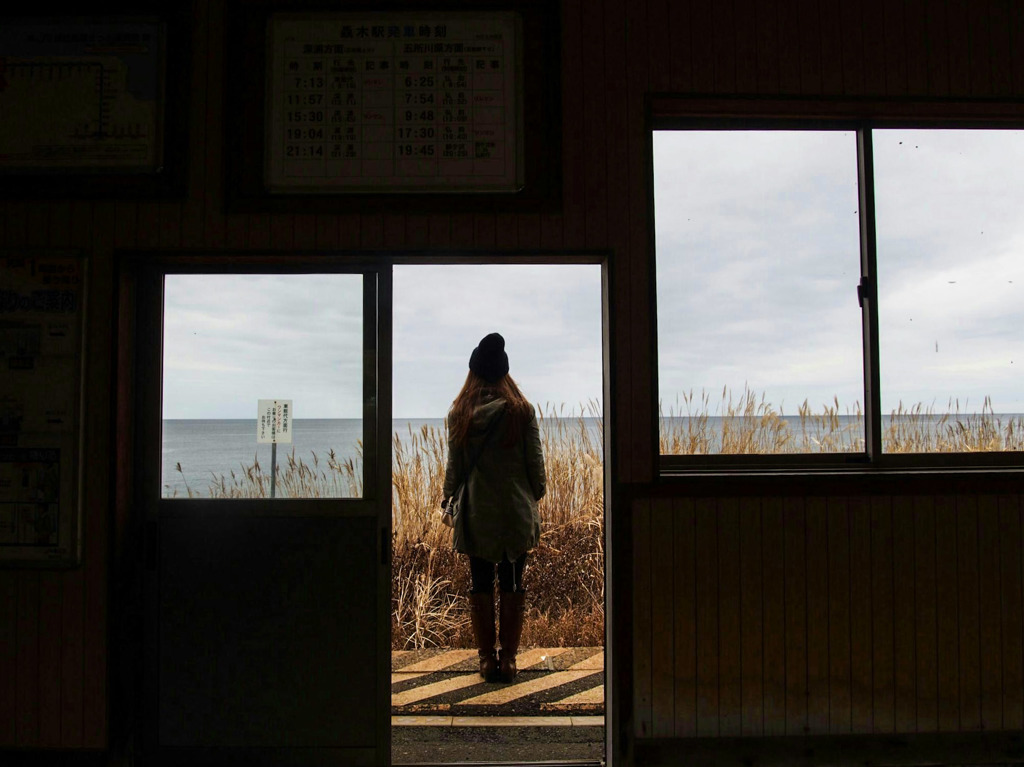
(393, 715, 605, 727)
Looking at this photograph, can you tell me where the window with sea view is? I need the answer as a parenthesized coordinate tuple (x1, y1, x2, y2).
(161, 273, 365, 498)
(654, 126, 1024, 460)
(654, 130, 864, 456)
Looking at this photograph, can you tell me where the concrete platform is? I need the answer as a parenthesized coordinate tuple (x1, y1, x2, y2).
(391, 647, 605, 720)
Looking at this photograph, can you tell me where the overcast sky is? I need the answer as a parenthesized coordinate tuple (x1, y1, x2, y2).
(162, 265, 603, 419)
(163, 128, 1023, 421)
(654, 128, 1024, 416)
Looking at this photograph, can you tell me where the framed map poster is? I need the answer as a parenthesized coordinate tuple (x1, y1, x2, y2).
(0, 19, 165, 173)
(225, 1, 561, 213)
(0, 252, 85, 567)
(0, 10, 190, 199)
(266, 12, 523, 193)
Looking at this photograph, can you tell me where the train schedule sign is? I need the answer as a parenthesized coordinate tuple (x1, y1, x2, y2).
(265, 12, 523, 193)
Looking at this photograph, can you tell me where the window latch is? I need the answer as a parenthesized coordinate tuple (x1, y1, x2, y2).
(857, 277, 873, 308)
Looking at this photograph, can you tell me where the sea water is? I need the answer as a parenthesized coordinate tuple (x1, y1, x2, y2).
(161, 417, 604, 498)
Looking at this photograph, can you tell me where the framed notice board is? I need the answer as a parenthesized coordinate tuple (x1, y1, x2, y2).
(0, 6, 190, 199)
(0, 252, 85, 567)
(226, 1, 561, 212)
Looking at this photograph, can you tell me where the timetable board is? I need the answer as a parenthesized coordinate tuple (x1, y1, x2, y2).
(0, 252, 84, 566)
(266, 12, 523, 193)
(0, 21, 164, 173)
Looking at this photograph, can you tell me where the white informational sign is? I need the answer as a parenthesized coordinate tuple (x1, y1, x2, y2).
(265, 12, 522, 193)
(257, 399, 293, 444)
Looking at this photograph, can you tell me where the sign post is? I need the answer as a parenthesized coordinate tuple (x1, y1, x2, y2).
(257, 399, 292, 498)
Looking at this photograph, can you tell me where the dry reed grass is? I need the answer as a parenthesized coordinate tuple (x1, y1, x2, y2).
(660, 387, 1024, 455)
(176, 405, 606, 650)
(171, 390, 1021, 648)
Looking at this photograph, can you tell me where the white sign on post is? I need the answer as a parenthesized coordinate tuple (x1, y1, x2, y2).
(257, 399, 293, 444)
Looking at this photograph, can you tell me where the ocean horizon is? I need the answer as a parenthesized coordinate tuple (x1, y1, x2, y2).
(161, 416, 604, 497)
(162, 411, 1023, 497)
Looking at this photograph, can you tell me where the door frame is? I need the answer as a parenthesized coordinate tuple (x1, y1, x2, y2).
(390, 252, 619, 765)
(114, 250, 619, 766)
(115, 251, 393, 765)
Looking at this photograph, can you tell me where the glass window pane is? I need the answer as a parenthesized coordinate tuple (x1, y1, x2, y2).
(875, 129, 1024, 453)
(161, 274, 364, 497)
(654, 130, 864, 455)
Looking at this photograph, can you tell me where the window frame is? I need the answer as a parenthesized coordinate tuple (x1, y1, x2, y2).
(650, 101, 1024, 474)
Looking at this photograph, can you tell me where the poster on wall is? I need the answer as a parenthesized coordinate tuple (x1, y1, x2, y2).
(265, 11, 523, 193)
(0, 19, 165, 173)
(0, 252, 84, 567)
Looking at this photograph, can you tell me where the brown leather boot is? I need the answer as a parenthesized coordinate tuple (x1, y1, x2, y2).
(497, 590, 526, 683)
(469, 592, 498, 681)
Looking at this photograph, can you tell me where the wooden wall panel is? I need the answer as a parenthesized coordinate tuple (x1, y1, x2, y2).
(38, 574, 63, 747)
(717, 499, 742, 736)
(672, 498, 697, 738)
(882, 0, 910, 96)
(650, 499, 675, 738)
(892, 496, 917, 732)
(694, 498, 719, 736)
(776, 1, 802, 95)
(935, 497, 960, 732)
(560, 0, 586, 246)
(783, 498, 807, 736)
(760, 497, 786, 736)
(633, 499, 653, 737)
(871, 496, 896, 733)
(805, 498, 830, 734)
(15, 574, 40, 746)
(957, 494, 983, 731)
(859, 0, 887, 96)
(739, 498, 763, 736)
(827, 498, 852, 733)
(914, 497, 939, 732)
(848, 497, 873, 733)
(633, 492, 1024, 740)
(978, 495, 1003, 729)
(999, 494, 1024, 729)
(925, 0, 952, 96)
(0, 576, 16, 744)
(904, 0, 929, 94)
(753, 1, 779, 94)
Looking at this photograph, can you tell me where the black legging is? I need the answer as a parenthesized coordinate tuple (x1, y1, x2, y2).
(469, 553, 528, 594)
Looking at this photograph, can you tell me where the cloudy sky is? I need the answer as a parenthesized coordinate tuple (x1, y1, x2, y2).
(162, 265, 603, 419)
(654, 127, 1024, 416)
(163, 128, 1023, 422)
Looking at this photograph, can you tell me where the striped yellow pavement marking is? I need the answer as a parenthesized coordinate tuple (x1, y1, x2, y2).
(549, 685, 605, 705)
(458, 670, 594, 706)
(398, 649, 478, 673)
(391, 671, 431, 685)
(391, 673, 484, 707)
(515, 647, 569, 670)
(568, 650, 604, 671)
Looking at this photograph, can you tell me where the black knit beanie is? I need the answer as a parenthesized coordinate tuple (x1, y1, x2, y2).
(469, 332, 509, 383)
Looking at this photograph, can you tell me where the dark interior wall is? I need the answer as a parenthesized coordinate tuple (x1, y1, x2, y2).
(0, 0, 1022, 755)
(627, 0, 1024, 749)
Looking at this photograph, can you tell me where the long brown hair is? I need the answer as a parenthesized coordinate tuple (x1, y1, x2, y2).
(447, 371, 534, 447)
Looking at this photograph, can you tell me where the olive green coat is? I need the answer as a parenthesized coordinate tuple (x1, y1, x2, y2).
(443, 396, 546, 563)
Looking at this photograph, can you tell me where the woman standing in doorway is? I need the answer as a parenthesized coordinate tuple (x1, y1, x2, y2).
(443, 332, 547, 683)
